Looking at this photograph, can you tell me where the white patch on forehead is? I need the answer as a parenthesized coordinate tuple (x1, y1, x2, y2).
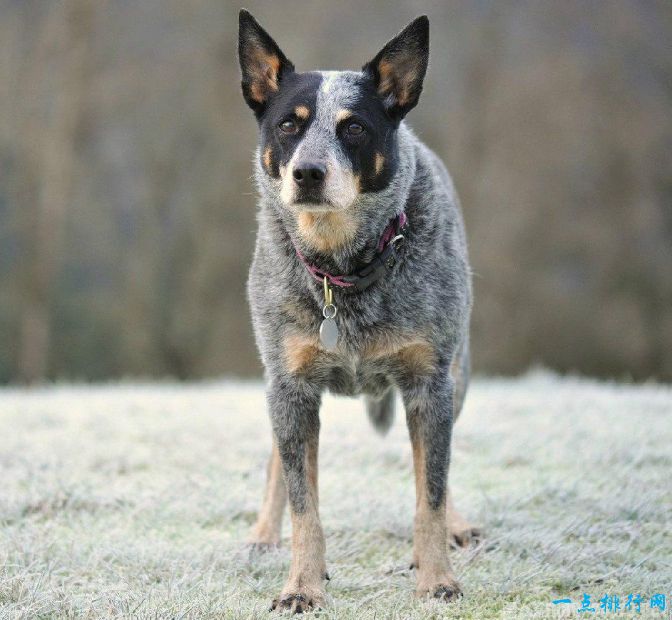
(315, 71, 358, 127)
(320, 71, 338, 93)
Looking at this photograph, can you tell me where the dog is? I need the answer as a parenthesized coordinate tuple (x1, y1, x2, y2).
(238, 9, 478, 612)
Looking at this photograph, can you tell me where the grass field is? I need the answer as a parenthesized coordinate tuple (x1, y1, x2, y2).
(1, 372, 671, 619)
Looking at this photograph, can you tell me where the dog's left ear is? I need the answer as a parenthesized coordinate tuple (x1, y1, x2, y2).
(363, 15, 429, 121)
(238, 9, 295, 117)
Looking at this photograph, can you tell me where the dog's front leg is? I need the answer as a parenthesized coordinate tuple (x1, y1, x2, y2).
(403, 368, 462, 601)
(268, 377, 326, 613)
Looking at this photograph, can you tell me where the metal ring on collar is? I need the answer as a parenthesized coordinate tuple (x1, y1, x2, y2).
(323, 304, 337, 319)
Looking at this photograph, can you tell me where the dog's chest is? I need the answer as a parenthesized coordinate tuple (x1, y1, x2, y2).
(283, 322, 436, 396)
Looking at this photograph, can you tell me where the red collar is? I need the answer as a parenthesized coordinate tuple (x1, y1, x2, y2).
(292, 211, 408, 293)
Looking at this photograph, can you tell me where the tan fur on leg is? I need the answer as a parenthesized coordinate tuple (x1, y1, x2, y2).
(411, 434, 462, 600)
(250, 441, 287, 548)
(272, 437, 327, 613)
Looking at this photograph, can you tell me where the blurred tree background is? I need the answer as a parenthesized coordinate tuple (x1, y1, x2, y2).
(0, 0, 670, 384)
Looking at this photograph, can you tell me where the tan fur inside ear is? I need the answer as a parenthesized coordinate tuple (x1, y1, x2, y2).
(377, 57, 419, 107)
(248, 49, 281, 103)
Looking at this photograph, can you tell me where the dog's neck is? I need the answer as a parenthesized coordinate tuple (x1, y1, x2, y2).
(292, 210, 407, 292)
(290, 210, 398, 274)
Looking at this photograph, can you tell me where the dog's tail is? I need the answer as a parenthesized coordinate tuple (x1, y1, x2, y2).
(364, 388, 395, 435)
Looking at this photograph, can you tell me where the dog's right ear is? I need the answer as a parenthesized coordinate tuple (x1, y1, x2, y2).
(238, 9, 294, 117)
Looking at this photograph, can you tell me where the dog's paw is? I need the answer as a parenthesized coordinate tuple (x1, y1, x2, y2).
(240, 541, 282, 564)
(450, 525, 484, 548)
(247, 541, 280, 555)
(270, 592, 323, 614)
(416, 576, 463, 602)
(431, 582, 463, 601)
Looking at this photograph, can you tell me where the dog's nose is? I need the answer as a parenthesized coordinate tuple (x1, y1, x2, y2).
(292, 162, 326, 189)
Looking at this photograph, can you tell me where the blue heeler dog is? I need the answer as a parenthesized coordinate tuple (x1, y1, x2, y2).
(239, 9, 479, 612)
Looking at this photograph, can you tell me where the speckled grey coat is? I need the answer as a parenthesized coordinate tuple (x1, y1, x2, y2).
(239, 10, 474, 610)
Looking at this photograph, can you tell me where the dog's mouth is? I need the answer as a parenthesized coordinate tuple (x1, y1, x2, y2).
(292, 192, 339, 211)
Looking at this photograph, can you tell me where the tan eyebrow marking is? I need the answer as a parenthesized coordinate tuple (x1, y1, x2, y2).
(375, 152, 385, 175)
(336, 108, 353, 124)
(294, 105, 310, 120)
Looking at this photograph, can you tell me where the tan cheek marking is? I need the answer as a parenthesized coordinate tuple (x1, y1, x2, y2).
(294, 105, 310, 120)
(263, 147, 272, 172)
(375, 152, 385, 175)
(336, 108, 353, 124)
(284, 332, 321, 374)
(297, 211, 358, 252)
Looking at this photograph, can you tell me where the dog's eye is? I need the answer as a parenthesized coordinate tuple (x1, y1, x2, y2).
(279, 119, 297, 134)
(347, 122, 364, 136)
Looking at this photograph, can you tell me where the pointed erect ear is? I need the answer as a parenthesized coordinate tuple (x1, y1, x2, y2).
(362, 15, 429, 121)
(238, 9, 294, 116)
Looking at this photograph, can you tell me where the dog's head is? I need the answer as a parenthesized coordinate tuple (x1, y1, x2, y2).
(238, 10, 428, 244)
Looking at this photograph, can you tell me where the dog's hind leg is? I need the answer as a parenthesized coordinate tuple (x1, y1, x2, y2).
(451, 337, 470, 423)
(446, 340, 483, 546)
(364, 387, 395, 435)
(269, 378, 327, 613)
(249, 440, 287, 549)
(446, 486, 483, 547)
(404, 368, 462, 601)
